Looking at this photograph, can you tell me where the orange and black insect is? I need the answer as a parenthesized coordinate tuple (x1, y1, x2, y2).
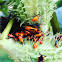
(30, 35, 33, 40)
(38, 54, 46, 62)
(35, 32, 43, 38)
(40, 40, 43, 44)
(38, 55, 44, 62)
(33, 37, 36, 41)
(33, 41, 38, 49)
(38, 53, 46, 62)
(55, 40, 58, 48)
(55, 37, 58, 48)
(39, 24, 41, 28)
(56, 35, 62, 41)
(33, 25, 38, 29)
(18, 36, 24, 44)
(25, 26, 37, 33)
(59, 35, 62, 41)
(8, 34, 15, 38)
(32, 14, 40, 22)
(19, 32, 24, 37)
(15, 32, 20, 37)
(27, 36, 31, 40)
(36, 31, 42, 33)
(25, 30, 31, 35)
(36, 38, 39, 41)
(42, 37, 44, 40)
(14, 37, 17, 41)
(57, 37, 60, 41)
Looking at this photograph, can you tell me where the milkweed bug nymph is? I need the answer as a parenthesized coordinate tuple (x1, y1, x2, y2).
(32, 14, 40, 22)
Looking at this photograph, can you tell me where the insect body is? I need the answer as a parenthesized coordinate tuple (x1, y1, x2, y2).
(19, 32, 24, 37)
(8, 34, 15, 38)
(33, 41, 38, 49)
(25, 30, 30, 34)
(14, 37, 17, 41)
(35, 32, 43, 38)
(32, 14, 40, 22)
(57, 35, 62, 41)
(15, 32, 20, 37)
(27, 36, 31, 40)
(36, 31, 42, 33)
(33, 38, 36, 41)
(25, 26, 37, 32)
(40, 40, 43, 44)
(38, 55, 44, 62)
(18, 36, 24, 44)
(33, 25, 38, 29)
(55, 40, 58, 48)
(60, 36, 62, 41)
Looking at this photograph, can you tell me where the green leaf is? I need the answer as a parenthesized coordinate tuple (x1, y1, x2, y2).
(50, 12, 60, 34)
(2, 4, 9, 17)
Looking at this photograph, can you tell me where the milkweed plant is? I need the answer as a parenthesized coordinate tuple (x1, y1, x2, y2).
(0, 0, 62, 62)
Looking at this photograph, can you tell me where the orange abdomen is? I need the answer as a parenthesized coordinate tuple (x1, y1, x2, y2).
(40, 40, 43, 44)
(19, 32, 24, 37)
(32, 14, 40, 22)
(27, 36, 31, 40)
(25, 26, 37, 32)
(14, 38, 17, 41)
(33, 42, 38, 49)
(15, 32, 20, 37)
(35, 33, 43, 38)
(18, 36, 24, 44)
(56, 42, 58, 48)
(32, 16, 38, 22)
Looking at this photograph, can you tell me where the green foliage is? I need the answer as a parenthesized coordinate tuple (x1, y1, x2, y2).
(50, 12, 60, 34)
(0, 49, 13, 62)
(56, 0, 62, 8)
(0, 0, 6, 3)
(6, 0, 58, 25)
(1, 5, 9, 17)
(0, 0, 9, 17)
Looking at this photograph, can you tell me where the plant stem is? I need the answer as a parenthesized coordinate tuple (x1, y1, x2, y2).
(2, 18, 14, 38)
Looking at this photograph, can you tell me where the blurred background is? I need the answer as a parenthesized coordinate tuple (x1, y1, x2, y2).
(0, 0, 62, 62)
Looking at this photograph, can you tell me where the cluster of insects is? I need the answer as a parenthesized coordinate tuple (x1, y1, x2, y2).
(7, 14, 62, 62)
(8, 24, 44, 49)
(8, 14, 45, 49)
(8, 24, 45, 62)
(8, 14, 45, 62)
(55, 35, 62, 48)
